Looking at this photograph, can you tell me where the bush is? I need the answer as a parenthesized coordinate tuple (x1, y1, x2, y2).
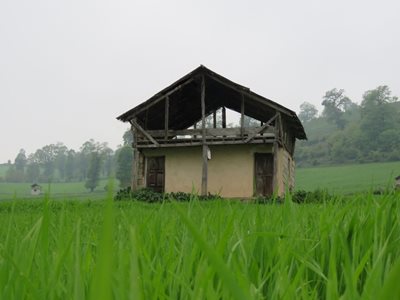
(254, 195, 283, 204)
(292, 189, 331, 203)
(114, 186, 132, 201)
(114, 188, 222, 202)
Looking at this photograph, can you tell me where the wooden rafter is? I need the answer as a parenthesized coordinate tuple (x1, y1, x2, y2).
(124, 77, 194, 121)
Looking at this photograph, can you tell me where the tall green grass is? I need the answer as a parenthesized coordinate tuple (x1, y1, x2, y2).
(0, 193, 399, 299)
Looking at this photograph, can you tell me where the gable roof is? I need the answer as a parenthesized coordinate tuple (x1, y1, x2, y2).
(117, 65, 306, 139)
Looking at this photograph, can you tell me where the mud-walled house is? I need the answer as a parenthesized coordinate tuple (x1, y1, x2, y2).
(117, 66, 307, 198)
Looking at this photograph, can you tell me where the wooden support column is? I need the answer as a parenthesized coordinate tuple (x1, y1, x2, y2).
(272, 112, 280, 195)
(222, 106, 226, 128)
(201, 75, 208, 196)
(240, 94, 245, 138)
(213, 110, 217, 128)
(164, 96, 169, 140)
(130, 121, 139, 191)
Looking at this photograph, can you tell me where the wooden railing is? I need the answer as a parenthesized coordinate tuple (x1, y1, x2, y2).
(136, 127, 276, 148)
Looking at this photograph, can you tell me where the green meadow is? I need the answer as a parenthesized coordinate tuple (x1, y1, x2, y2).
(295, 161, 400, 193)
(0, 162, 400, 299)
(0, 194, 399, 299)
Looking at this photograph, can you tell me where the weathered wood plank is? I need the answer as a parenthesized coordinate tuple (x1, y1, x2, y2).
(213, 110, 217, 128)
(201, 75, 208, 196)
(164, 96, 169, 140)
(125, 78, 194, 120)
(131, 123, 139, 191)
(222, 106, 226, 128)
(240, 94, 245, 137)
(137, 138, 274, 148)
(206, 73, 288, 116)
(146, 127, 275, 138)
(130, 119, 160, 147)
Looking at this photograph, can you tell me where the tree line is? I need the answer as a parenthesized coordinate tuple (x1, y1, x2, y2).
(2, 132, 135, 191)
(296, 85, 400, 166)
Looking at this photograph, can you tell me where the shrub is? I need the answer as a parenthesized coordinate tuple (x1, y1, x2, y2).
(292, 189, 331, 203)
(114, 188, 221, 202)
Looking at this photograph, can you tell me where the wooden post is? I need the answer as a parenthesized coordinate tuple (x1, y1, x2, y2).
(201, 76, 208, 196)
(130, 121, 139, 191)
(272, 112, 280, 196)
(164, 96, 169, 140)
(240, 94, 245, 138)
(222, 106, 226, 128)
(213, 110, 217, 128)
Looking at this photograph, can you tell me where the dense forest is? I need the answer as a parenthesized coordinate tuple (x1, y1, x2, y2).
(295, 85, 400, 166)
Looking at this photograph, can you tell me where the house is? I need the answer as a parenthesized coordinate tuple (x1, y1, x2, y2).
(117, 66, 307, 198)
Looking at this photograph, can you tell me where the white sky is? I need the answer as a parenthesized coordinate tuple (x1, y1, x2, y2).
(1, 0, 399, 163)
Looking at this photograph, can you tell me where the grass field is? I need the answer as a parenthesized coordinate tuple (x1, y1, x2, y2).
(296, 161, 400, 194)
(0, 161, 399, 200)
(0, 194, 399, 299)
(0, 179, 110, 201)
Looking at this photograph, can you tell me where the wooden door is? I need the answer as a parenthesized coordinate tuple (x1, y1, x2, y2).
(146, 156, 165, 193)
(254, 153, 274, 196)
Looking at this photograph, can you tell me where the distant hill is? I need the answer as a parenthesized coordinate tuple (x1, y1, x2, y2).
(295, 100, 400, 167)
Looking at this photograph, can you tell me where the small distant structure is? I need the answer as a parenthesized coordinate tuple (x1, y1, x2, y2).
(31, 183, 42, 196)
(395, 176, 400, 190)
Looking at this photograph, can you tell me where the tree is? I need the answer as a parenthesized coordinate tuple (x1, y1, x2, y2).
(321, 89, 351, 129)
(14, 149, 27, 173)
(116, 145, 133, 188)
(85, 151, 102, 192)
(298, 102, 318, 123)
(123, 129, 133, 146)
(5, 165, 24, 182)
(359, 86, 399, 152)
(26, 161, 40, 183)
(101, 146, 114, 177)
(54, 143, 68, 180)
(65, 150, 76, 181)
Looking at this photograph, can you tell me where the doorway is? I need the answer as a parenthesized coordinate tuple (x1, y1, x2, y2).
(254, 153, 273, 196)
(146, 156, 165, 193)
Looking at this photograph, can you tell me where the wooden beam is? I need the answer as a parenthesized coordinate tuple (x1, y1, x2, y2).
(201, 75, 208, 196)
(278, 113, 284, 141)
(272, 111, 281, 195)
(146, 127, 274, 138)
(206, 73, 288, 116)
(240, 94, 245, 137)
(130, 123, 139, 191)
(272, 140, 279, 195)
(222, 106, 226, 128)
(137, 139, 274, 148)
(122, 78, 194, 121)
(213, 110, 217, 128)
(130, 119, 159, 147)
(164, 96, 169, 140)
(244, 113, 278, 143)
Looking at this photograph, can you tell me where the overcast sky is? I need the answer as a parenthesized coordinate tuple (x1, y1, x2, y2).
(1, 0, 399, 163)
